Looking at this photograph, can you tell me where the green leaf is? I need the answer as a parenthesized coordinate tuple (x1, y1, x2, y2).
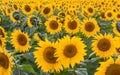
(21, 64, 36, 74)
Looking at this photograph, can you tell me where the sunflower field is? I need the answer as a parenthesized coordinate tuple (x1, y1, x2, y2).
(1, 0, 120, 75)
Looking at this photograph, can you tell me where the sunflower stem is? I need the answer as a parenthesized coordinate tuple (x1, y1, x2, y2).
(13, 59, 21, 75)
(50, 73, 54, 75)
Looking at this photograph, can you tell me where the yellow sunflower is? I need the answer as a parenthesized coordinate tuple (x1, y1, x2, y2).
(5, 7, 12, 16)
(33, 39, 63, 73)
(10, 11, 20, 23)
(45, 16, 62, 34)
(64, 16, 80, 34)
(12, 3, 19, 11)
(94, 57, 120, 75)
(100, 12, 106, 21)
(0, 48, 13, 75)
(92, 33, 117, 58)
(11, 29, 31, 52)
(105, 10, 115, 20)
(115, 12, 120, 21)
(112, 21, 120, 36)
(22, 4, 33, 15)
(0, 26, 7, 39)
(80, 18, 100, 38)
(55, 36, 86, 68)
(41, 4, 53, 17)
(85, 5, 95, 16)
(27, 15, 39, 28)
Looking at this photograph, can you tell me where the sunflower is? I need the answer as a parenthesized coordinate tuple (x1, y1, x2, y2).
(105, 10, 115, 20)
(22, 4, 33, 15)
(10, 11, 20, 23)
(85, 5, 95, 16)
(0, 26, 7, 39)
(5, 7, 12, 16)
(92, 33, 117, 58)
(27, 15, 39, 28)
(55, 36, 86, 68)
(41, 4, 53, 17)
(80, 18, 100, 38)
(100, 12, 106, 21)
(11, 29, 31, 52)
(12, 3, 19, 11)
(112, 21, 120, 36)
(33, 39, 63, 73)
(115, 12, 120, 21)
(94, 57, 120, 75)
(45, 16, 62, 34)
(64, 16, 80, 34)
(0, 48, 13, 75)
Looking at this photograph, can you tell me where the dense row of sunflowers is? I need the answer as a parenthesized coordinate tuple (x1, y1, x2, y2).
(0, 0, 120, 75)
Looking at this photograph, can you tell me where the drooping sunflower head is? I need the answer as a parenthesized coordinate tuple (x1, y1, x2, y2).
(22, 4, 33, 15)
(41, 4, 53, 17)
(33, 39, 63, 73)
(80, 18, 100, 38)
(10, 11, 20, 23)
(94, 57, 120, 75)
(0, 48, 13, 75)
(55, 36, 86, 68)
(92, 33, 117, 58)
(27, 15, 39, 28)
(105, 10, 115, 20)
(11, 29, 31, 52)
(45, 16, 62, 34)
(0, 26, 7, 39)
(64, 16, 80, 34)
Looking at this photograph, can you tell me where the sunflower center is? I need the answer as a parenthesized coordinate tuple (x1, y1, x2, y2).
(107, 12, 112, 17)
(8, 9, 11, 13)
(24, 5, 31, 12)
(85, 22, 95, 32)
(30, 17, 39, 25)
(97, 38, 111, 51)
(88, 7, 93, 13)
(49, 20, 58, 30)
(43, 47, 57, 63)
(101, 12, 106, 19)
(13, 4, 18, 10)
(64, 44, 77, 58)
(0, 29, 4, 38)
(68, 20, 77, 30)
(13, 12, 20, 20)
(106, 64, 120, 75)
(59, 12, 65, 17)
(43, 7, 50, 14)
(117, 14, 120, 18)
(17, 34, 27, 46)
(0, 53, 9, 69)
